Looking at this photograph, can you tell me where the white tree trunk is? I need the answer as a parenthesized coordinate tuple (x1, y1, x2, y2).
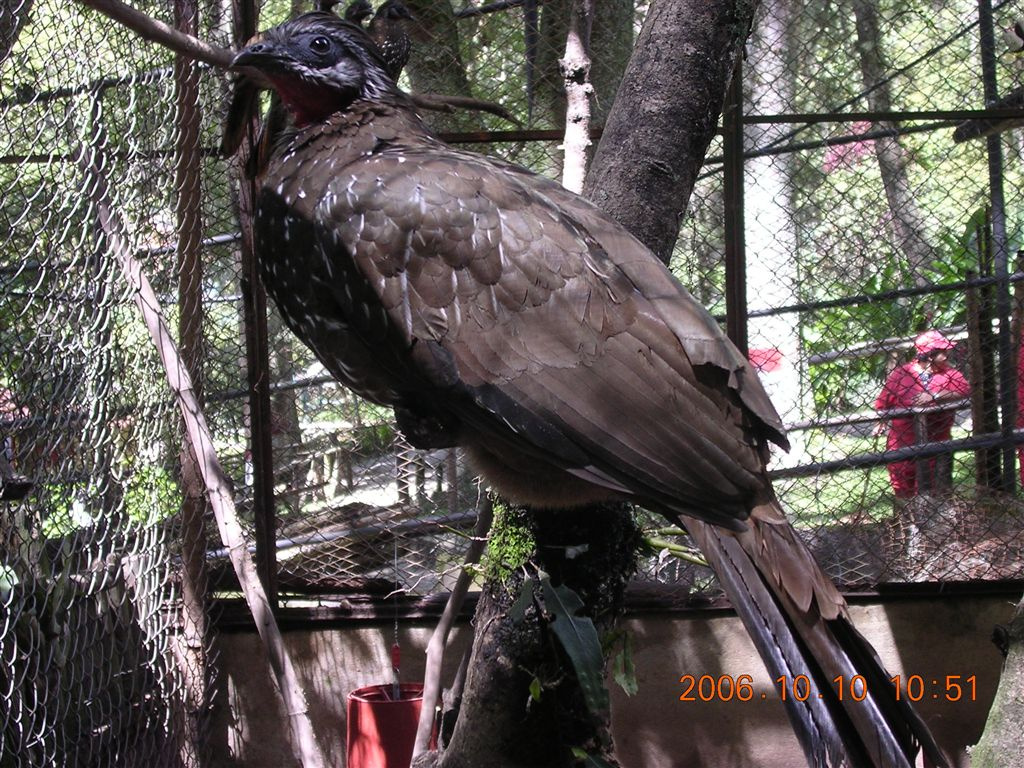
(744, 0, 809, 466)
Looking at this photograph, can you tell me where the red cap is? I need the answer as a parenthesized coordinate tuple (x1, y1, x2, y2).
(914, 330, 955, 355)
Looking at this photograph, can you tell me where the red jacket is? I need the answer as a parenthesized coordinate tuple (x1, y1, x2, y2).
(875, 362, 970, 449)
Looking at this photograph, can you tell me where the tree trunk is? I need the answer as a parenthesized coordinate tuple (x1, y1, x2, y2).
(850, 0, 935, 290)
(403, 0, 479, 132)
(583, 0, 757, 262)
(971, 597, 1024, 766)
(534, 0, 634, 131)
(433, 506, 640, 768)
(743, 0, 809, 463)
(427, 2, 758, 766)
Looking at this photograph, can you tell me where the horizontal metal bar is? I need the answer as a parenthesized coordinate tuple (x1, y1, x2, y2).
(743, 108, 1024, 124)
(205, 509, 479, 561)
(713, 268, 1024, 324)
(768, 428, 1024, 481)
(211, 577, 1024, 627)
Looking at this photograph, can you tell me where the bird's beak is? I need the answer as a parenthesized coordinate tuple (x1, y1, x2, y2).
(230, 40, 283, 73)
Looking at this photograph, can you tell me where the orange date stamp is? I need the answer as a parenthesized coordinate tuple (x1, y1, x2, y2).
(679, 674, 978, 703)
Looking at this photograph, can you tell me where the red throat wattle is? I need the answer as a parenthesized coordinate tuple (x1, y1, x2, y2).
(269, 75, 338, 126)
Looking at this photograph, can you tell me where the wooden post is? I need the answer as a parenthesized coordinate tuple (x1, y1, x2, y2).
(173, 0, 210, 763)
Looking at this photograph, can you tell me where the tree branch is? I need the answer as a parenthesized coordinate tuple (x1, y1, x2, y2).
(74, 0, 235, 69)
(559, 0, 593, 193)
(410, 93, 521, 126)
(79, 137, 328, 768)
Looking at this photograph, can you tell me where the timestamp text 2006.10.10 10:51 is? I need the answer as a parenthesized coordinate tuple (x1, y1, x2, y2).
(678, 674, 978, 703)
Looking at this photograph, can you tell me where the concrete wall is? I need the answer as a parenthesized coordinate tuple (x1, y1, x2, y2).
(209, 593, 1014, 767)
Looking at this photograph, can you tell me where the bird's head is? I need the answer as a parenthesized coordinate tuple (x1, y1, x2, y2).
(230, 12, 397, 126)
(375, 0, 414, 23)
(343, 0, 374, 25)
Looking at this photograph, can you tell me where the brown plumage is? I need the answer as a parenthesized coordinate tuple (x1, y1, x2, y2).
(231, 13, 948, 768)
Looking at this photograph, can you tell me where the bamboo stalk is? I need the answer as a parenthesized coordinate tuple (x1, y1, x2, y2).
(80, 141, 327, 768)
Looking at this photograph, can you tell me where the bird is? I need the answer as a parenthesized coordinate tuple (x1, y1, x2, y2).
(343, 0, 374, 25)
(221, 1, 413, 173)
(230, 13, 948, 768)
(1004, 17, 1024, 53)
(343, 0, 413, 79)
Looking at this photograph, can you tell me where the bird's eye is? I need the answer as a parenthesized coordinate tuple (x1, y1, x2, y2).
(309, 36, 331, 54)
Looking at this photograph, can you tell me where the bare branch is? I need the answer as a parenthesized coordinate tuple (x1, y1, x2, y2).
(453, 0, 530, 19)
(412, 495, 494, 761)
(74, 0, 235, 69)
(411, 92, 521, 126)
(559, 0, 593, 192)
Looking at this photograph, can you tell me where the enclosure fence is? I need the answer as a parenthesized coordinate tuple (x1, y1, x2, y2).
(3, 0, 1024, 764)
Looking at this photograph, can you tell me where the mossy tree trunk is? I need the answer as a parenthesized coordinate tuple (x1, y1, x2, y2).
(434, 505, 640, 768)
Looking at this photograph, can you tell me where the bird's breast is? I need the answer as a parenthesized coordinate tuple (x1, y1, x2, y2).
(254, 179, 408, 407)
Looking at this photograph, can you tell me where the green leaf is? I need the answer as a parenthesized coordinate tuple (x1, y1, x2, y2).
(539, 577, 609, 716)
(570, 747, 616, 767)
(529, 676, 542, 702)
(612, 632, 638, 696)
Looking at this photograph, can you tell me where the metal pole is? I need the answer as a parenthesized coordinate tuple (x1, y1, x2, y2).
(238, 187, 278, 605)
(723, 57, 747, 353)
(978, 0, 1017, 492)
(232, 0, 279, 605)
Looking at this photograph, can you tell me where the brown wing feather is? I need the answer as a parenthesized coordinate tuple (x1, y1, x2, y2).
(315, 144, 778, 525)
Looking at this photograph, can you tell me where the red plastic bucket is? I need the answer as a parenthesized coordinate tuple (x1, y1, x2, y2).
(346, 683, 432, 768)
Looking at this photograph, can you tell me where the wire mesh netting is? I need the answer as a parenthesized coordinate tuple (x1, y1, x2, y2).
(3, 0, 1024, 763)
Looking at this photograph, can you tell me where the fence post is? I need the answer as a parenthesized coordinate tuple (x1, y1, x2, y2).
(172, 0, 211, 763)
(977, 0, 1016, 493)
(722, 56, 747, 354)
(967, 267, 1000, 490)
(1012, 251, 1024, 487)
(230, 0, 279, 606)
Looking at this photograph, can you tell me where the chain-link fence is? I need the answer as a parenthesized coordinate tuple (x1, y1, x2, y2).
(3, 0, 1024, 763)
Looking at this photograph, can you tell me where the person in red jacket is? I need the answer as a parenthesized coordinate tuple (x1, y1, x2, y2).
(875, 330, 971, 497)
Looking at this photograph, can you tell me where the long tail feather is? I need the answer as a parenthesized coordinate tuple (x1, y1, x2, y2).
(683, 506, 949, 768)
